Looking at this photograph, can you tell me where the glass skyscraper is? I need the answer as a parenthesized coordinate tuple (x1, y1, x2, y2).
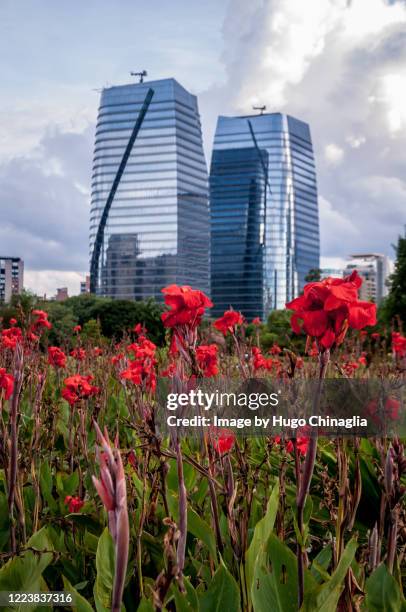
(210, 113, 319, 317)
(89, 78, 209, 300)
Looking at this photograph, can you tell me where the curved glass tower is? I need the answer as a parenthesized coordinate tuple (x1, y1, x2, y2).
(210, 113, 319, 317)
(89, 78, 209, 300)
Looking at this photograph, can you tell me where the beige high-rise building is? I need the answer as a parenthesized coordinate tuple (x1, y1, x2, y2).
(344, 254, 391, 305)
(0, 256, 24, 303)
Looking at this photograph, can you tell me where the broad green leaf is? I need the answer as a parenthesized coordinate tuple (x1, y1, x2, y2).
(246, 481, 279, 594)
(0, 527, 55, 611)
(310, 544, 332, 583)
(62, 575, 94, 612)
(200, 560, 241, 612)
(187, 507, 217, 560)
(57, 470, 80, 497)
(365, 564, 406, 612)
(303, 538, 358, 612)
(93, 528, 115, 612)
(172, 576, 200, 612)
(251, 533, 316, 612)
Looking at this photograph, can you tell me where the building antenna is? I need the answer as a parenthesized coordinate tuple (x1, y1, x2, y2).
(253, 105, 266, 115)
(130, 70, 148, 83)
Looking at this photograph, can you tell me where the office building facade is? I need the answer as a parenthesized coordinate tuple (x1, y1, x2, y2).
(344, 254, 391, 304)
(89, 78, 209, 300)
(0, 257, 24, 303)
(210, 113, 319, 317)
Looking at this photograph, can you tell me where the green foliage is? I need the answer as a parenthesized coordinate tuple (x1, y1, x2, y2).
(44, 302, 79, 347)
(0, 292, 166, 346)
(199, 560, 241, 612)
(93, 528, 115, 612)
(305, 268, 322, 282)
(0, 289, 38, 324)
(251, 532, 316, 612)
(303, 538, 358, 611)
(260, 309, 305, 352)
(0, 527, 55, 610)
(381, 234, 406, 324)
(245, 481, 279, 595)
(62, 576, 94, 612)
(365, 564, 406, 612)
(81, 319, 104, 344)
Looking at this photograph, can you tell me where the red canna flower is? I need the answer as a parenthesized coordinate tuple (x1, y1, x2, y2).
(307, 340, 319, 357)
(0, 368, 14, 400)
(392, 332, 406, 358)
(270, 343, 282, 355)
(31, 309, 52, 331)
(210, 428, 235, 455)
(64, 495, 84, 513)
(62, 374, 100, 405)
(286, 271, 376, 350)
(275, 434, 309, 456)
(196, 344, 218, 377)
(161, 285, 213, 330)
(214, 310, 244, 335)
(342, 361, 359, 376)
(120, 336, 157, 392)
(366, 396, 400, 425)
(73, 325, 82, 333)
(252, 346, 274, 371)
(1, 327, 22, 350)
(9, 318, 17, 326)
(161, 362, 177, 377)
(48, 346, 67, 368)
(93, 347, 103, 357)
(111, 353, 124, 366)
(70, 347, 86, 361)
(252, 317, 261, 326)
(371, 332, 380, 340)
(133, 323, 143, 335)
(358, 353, 367, 366)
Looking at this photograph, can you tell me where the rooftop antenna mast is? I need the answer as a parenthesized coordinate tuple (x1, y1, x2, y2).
(130, 70, 147, 83)
(253, 105, 266, 115)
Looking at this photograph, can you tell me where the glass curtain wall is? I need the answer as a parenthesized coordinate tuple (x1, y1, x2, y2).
(89, 78, 209, 300)
(210, 113, 319, 317)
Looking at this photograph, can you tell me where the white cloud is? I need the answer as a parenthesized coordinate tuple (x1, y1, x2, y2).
(380, 73, 406, 133)
(24, 270, 86, 299)
(320, 255, 347, 270)
(319, 195, 359, 256)
(346, 134, 366, 148)
(324, 143, 344, 165)
(205, 0, 406, 260)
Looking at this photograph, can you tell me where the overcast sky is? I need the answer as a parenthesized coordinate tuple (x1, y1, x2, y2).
(0, 0, 405, 296)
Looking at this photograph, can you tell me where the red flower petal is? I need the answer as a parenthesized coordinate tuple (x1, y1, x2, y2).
(348, 302, 377, 330)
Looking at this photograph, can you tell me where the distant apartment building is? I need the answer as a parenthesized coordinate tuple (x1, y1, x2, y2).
(344, 254, 391, 304)
(80, 275, 90, 294)
(89, 78, 209, 300)
(210, 112, 319, 318)
(56, 287, 69, 301)
(0, 256, 24, 303)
